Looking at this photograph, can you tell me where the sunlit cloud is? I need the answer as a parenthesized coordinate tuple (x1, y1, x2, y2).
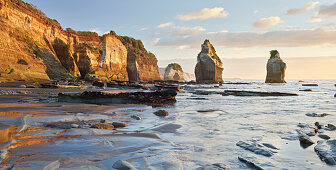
(307, 13, 323, 23)
(140, 27, 148, 31)
(286, 2, 320, 15)
(254, 10, 259, 14)
(177, 7, 228, 21)
(157, 22, 173, 28)
(252, 16, 284, 29)
(170, 26, 206, 38)
(156, 27, 336, 48)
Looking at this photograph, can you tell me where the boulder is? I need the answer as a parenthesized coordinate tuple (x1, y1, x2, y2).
(195, 40, 223, 83)
(265, 50, 286, 83)
(154, 110, 169, 117)
(164, 63, 184, 81)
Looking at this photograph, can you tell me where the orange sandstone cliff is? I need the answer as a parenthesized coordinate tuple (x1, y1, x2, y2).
(0, 0, 160, 81)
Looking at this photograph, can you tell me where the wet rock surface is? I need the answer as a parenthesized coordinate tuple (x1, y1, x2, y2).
(306, 113, 329, 117)
(314, 140, 336, 165)
(238, 157, 263, 170)
(112, 160, 136, 170)
(58, 90, 177, 105)
(222, 90, 298, 96)
(236, 141, 275, 157)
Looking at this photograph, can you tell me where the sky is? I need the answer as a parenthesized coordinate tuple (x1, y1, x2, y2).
(25, 0, 336, 79)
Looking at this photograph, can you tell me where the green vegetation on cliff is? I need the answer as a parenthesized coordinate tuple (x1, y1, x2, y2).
(9, 0, 61, 28)
(108, 31, 157, 64)
(204, 39, 222, 64)
(270, 50, 279, 58)
(165, 63, 183, 72)
(66, 28, 99, 36)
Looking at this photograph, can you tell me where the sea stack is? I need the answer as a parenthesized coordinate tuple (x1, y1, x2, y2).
(265, 50, 287, 83)
(195, 40, 223, 83)
(164, 63, 184, 81)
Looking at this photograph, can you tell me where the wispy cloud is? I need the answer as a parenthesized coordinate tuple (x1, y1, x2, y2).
(90, 28, 104, 35)
(286, 2, 320, 15)
(157, 22, 173, 28)
(318, 2, 336, 17)
(252, 16, 284, 29)
(177, 7, 228, 21)
(140, 27, 148, 31)
(254, 10, 259, 14)
(170, 26, 206, 38)
(307, 13, 323, 23)
(156, 27, 336, 48)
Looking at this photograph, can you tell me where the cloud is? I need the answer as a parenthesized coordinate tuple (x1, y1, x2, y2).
(157, 22, 173, 28)
(286, 2, 320, 15)
(140, 27, 148, 31)
(254, 10, 259, 14)
(90, 28, 104, 35)
(318, 3, 336, 17)
(155, 27, 336, 49)
(170, 26, 206, 38)
(252, 16, 284, 29)
(177, 7, 228, 21)
(307, 13, 323, 23)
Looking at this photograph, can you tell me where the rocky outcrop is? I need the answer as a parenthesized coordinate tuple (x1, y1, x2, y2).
(0, 0, 158, 81)
(265, 50, 287, 83)
(164, 63, 184, 81)
(114, 33, 161, 82)
(195, 40, 223, 83)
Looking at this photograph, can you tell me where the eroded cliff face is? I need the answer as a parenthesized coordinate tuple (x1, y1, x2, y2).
(116, 35, 161, 82)
(195, 40, 223, 83)
(0, 0, 158, 81)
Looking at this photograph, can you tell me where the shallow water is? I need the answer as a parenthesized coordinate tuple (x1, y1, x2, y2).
(0, 80, 335, 169)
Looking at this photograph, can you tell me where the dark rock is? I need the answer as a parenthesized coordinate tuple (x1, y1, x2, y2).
(154, 110, 169, 117)
(306, 113, 328, 117)
(92, 81, 105, 88)
(58, 90, 177, 105)
(302, 84, 318, 86)
(40, 82, 59, 88)
(262, 143, 279, 150)
(130, 115, 141, 120)
(155, 85, 184, 92)
(299, 133, 315, 146)
(197, 109, 219, 113)
(223, 90, 298, 96)
(112, 160, 136, 170)
(91, 123, 114, 130)
(17, 59, 28, 65)
(112, 122, 128, 128)
(186, 97, 208, 100)
(314, 140, 336, 165)
(315, 122, 322, 129)
(300, 89, 312, 92)
(326, 124, 336, 131)
(238, 157, 263, 170)
(318, 134, 331, 140)
(236, 141, 274, 157)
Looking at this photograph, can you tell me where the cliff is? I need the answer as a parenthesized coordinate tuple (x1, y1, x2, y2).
(112, 32, 160, 82)
(164, 63, 184, 81)
(195, 40, 223, 83)
(265, 50, 286, 83)
(0, 0, 159, 81)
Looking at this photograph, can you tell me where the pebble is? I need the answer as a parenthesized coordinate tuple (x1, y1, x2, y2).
(154, 110, 169, 117)
(91, 123, 114, 130)
(131, 115, 141, 120)
(326, 124, 336, 131)
(112, 160, 136, 170)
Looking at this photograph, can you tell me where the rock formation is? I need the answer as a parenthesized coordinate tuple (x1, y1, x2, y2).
(164, 63, 184, 81)
(265, 50, 287, 83)
(195, 40, 223, 83)
(0, 0, 160, 81)
(115, 34, 160, 82)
